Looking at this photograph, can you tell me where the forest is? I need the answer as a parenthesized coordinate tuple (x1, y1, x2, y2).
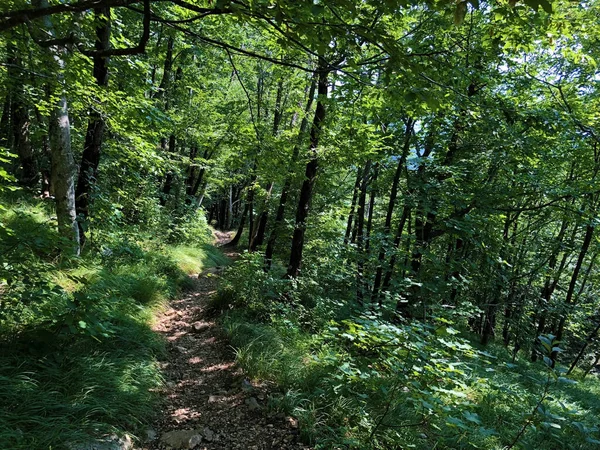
(1, 0, 600, 449)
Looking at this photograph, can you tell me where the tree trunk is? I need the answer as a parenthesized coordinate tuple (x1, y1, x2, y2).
(532, 220, 575, 361)
(37, 0, 79, 254)
(251, 182, 273, 251)
(381, 205, 410, 301)
(13, 95, 37, 186)
(226, 201, 248, 247)
(50, 95, 80, 254)
(365, 163, 378, 254)
(75, 7, 110, 245)
(344, 167, 363, 245)
(0, 92, 10, 148)
(567, 319, 600, 375)
(160, 134, 176, 205)
(265, 74, 317, 269)
(286, 64, 328, 278)
(371, 119, 414, 302)
(185, 145, 198, 198)
(552, 224, 595, 362)
(227, 184, 233, 229)
(355, 160, 372, 304)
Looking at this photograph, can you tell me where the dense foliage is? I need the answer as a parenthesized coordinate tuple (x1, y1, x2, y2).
(2, 0, 600, 448)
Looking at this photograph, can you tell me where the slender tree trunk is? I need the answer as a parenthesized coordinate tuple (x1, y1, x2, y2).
(50, 94, 79, 254)
(5, 41, 37, 186)
(190, 148, 211, 197)
(0, 93, 10, 148)
(344, 167, 363, 245)
(185, 144, 198, 199)
(227, 184, 233, 229)
(381, 205, 410, 301)
(250, 81, 284, 251)
(13, 95, 37, 186)
(365, 163, 378, 254)
(355, 160, 372, 304)
(372, 119, 414, 302)
(227, 201, 248, 247)
(75, 7, 110, 245)
(247, 176, 255, 250)
(583, 354, 600, 379)
(251, 182, 273, 250)
(552, 224, 595, 362)
(156, 36, 174, 100)
(532, 220, 575, 360)
(265, 74, 317, 269)
(163, 134, 176, 199)
(207, 203, 215, 224)
(286, 64, 329, 278)
(36, 0, 79, 254)
(567, 319, 600, 375)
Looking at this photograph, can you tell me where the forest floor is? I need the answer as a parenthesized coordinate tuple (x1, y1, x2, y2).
(143, 231, 310, 450)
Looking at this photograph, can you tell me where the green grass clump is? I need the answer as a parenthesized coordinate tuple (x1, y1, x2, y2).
(168, 244, 229, 275)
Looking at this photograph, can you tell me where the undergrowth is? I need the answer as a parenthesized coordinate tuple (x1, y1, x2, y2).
(0, 193, 224, 449)
(219, 253, 600, 450)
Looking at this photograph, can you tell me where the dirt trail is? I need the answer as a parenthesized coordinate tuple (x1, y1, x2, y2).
(143, 231, 309, 450)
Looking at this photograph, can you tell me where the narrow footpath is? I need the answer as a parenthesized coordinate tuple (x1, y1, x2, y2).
(143, 232, 309, 450)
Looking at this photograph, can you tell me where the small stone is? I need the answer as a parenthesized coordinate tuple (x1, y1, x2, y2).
(202, 427, 215, 442)
(175, 346, 187, 354)
(70, 433, 133, 450)
(160, 430, 200, 449)
(192, 322, 209, 333)
(188, 434, 203, 449)
(287, 417, 298, 429)
(208, 394, 222, 403)
(145, 428, 157, 442)
(267, 424, 274, 428)
(245, 396, 261, 411)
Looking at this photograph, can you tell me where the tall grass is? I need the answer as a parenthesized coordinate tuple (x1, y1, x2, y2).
(0, 195, 226, 449)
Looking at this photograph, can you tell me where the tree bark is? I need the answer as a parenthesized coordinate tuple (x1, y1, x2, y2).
(344, 167, 363, 246)
(286, 64, 328, 278)
(371, 119, 414, 302)
(355, 160, 371, 304)
(381, 205, 410, 301)
(531, 216, 572, 360)
(13, 92, 37, 186)
(160, 134, 176, 205)
(567, 318, 600, 375)
(265, 74, 317, 269)
(37, 0, 79, 254)
(226, 201, 248, 247)
(75, 6, 111, 244)
(552, 224, 595, 362)
(365, 163, 378, 254)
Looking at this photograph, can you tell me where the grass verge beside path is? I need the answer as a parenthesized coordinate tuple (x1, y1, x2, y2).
(0, 198, 227, 449)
